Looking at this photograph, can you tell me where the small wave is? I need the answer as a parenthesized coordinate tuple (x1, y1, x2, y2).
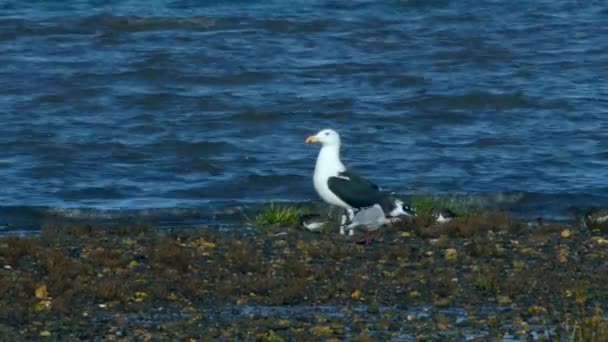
(247, 174, 305, 185)
(229, 110, 284, 123)
(197, 71, 275, 86)
(0, 205, 250, 235)
(388, 75, 430, 87)
(167, 174, 312, 201)
(140, 140, 239, 156)
(0, 14, 222, 41)
(432, 47, 513, 66)
(0, 18, 76, 40)
(32, 94, 66, 103)
(117, 67, 276, 88)
(58, 186, 142, 201)
(256, 18, 331, 33)
(405, 91, 571, 111)
(394, 0, 451, 9)
(439, 91, 539, 110)
(299, 62, 395, 76)
(88, 14, 219, 31)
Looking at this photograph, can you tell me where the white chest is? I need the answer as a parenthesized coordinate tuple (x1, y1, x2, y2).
(312, 146, 349, 208)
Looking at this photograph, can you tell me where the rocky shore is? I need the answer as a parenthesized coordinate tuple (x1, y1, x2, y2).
(0, 208, 607, 341)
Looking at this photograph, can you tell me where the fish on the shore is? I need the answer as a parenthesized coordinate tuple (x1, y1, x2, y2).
(583, 208, 608, 231)
(299, 214, 329, 232)
(430, 208, 457, 224)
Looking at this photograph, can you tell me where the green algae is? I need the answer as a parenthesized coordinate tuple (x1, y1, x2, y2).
(0, 212, 606, 340)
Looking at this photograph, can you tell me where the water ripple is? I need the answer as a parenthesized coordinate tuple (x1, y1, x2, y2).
(0, 0, 606, 228)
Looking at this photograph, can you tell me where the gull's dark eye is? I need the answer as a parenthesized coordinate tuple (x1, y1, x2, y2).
(325, 132, 330, 136)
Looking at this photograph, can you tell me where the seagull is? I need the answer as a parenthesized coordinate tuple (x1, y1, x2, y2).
(306, 128, 413, 235)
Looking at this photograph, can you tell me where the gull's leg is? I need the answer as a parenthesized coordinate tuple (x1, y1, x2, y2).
(347, 208, 355, 221)
(340, 208, 356, 236)
(342, 208, 355, 236)
(346, 208, 356, 236)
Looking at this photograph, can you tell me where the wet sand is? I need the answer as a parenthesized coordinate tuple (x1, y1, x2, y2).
(0, 212, 607, 341)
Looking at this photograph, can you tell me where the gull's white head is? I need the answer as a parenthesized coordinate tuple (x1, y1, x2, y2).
(305, 129, 341, 147)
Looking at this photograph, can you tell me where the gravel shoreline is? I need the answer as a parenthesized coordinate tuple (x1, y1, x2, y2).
(0, 212, 606, 341)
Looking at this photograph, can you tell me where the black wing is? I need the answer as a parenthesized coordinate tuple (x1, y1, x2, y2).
(327, 170, 386, 209)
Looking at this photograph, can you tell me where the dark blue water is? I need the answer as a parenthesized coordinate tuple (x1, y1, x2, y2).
(1, 0, 607, 231)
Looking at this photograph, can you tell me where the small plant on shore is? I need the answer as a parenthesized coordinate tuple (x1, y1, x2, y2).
(408, 195, 437, 216)
(566, 287, 608, 342)
(253, 203, 302, 227)
(409, 194, 481, 217)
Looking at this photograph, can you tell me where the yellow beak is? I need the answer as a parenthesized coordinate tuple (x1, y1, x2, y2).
(306, 135, 319, 144)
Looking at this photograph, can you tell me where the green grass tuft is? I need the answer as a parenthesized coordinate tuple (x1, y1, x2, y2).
(409, 194, 482, 217)
(253, 203, 302, 227)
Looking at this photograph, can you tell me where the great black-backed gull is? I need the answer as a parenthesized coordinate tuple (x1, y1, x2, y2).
(306, 128, 414, 235)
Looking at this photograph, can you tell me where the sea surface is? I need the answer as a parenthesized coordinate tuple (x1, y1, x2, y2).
(1, 0, 607, 232)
